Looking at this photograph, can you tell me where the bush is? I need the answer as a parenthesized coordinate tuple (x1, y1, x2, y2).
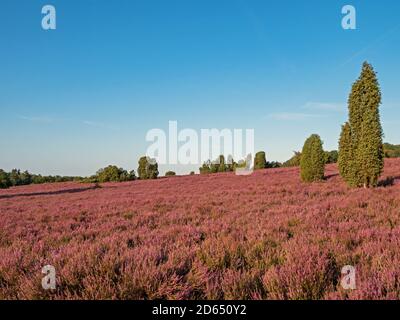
(0, 169, 11, 189)
(254, 151, 267, 170)
(138, 157, 159, 180)
(282, 152, 302, 167)
(96, 165, 136, 183)
(165, 171, 176, 177)
(300, 134, 325, 182)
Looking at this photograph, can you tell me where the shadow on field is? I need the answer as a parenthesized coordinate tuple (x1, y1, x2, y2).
(378, 176, 400, 187)
(0, 186, 101, 200)
(325, 173, 339, 180)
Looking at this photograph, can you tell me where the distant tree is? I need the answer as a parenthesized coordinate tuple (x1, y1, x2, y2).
(266, 161, 282, 168)
(138, 156, 159, 179)
(190, 171, 195, 175)
(324, 150, 339, 164)
(254, 151, 267, 170)
(383, 143, 400, 158)
(300, 134, 325, 182)
(0, 169, 11, 189)
(217, 155, 226, 172)
(9, 169, 22, 186)
(282, 151, 302, 167)
(96, 165, 135, 183)
(199, 160, 211, 174)
(165, 171, 176, 177)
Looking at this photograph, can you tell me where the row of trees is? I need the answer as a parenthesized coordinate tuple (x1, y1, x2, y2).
(0, 169, 81, 189)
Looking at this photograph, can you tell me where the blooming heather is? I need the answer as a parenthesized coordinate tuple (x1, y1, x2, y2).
(1, 160, 400, 299)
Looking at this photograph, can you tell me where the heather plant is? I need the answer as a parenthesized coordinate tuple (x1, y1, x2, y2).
(1, 159, 400, 300)
(300, 134, 325, 182)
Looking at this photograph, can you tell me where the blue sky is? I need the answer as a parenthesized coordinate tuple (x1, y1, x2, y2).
(1, 0, 400, 176)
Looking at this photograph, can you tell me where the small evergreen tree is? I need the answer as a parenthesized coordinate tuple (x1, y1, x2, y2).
(138, 156, 159, 179)
(300, 134, 325, 182)
(338, 122, 356, 186)
(254, 151, 267, 170)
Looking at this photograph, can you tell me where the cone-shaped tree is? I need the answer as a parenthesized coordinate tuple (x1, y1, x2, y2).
(338, 62, 383, 188)
(254, 151, 267, 170)
(338, 122, 356, 186)
(300, 134, 325, 182)
(356, 107, 384, 187)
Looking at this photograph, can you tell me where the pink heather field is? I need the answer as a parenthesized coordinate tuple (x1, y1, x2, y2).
(0, 159, 399, 300)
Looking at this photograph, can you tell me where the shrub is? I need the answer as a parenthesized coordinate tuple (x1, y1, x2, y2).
(165, 171, 176, 177)
(96, 165, 136, 183)
(138, 156, 159, 180)
(254, 152, 267, 170)
(300, 134, 325, 182)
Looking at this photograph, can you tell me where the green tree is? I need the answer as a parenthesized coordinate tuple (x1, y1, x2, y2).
(339, 62, 383, 188)
(300, 134, 325, 182)
(138, 156, 159, 179)
(324, 150, 338, 164)
(0, 169, 11, 189)
(254, 151, 267, 170)
(356, 106, 384, 187)
(338, 122, 356, 186)
(282, 151, 302, 167)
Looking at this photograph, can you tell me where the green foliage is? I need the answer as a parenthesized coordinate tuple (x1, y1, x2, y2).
(165, 171, 176, 177)
(300, 134, 325, 182)
(324, 150, 338, 164)
(96, 165, 136, 183)
(266, 161, 282, 168)
(138, 156, 159, 180)
(339, 62, 384, 188)
(199, 155, 237, 174)
(383, 143, 400, 158)
(0, 169, 11, 189)
(254, 151, 267, 170)
(356, 107, 384, 187)
(0, 168, 82, 188)
(282, 152, 302, 167)
(338, 122, 356, 186)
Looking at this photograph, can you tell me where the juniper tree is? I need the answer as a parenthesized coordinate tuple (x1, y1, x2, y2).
(338, 122, 356, 186)
(356, 105, 384, 187)
(300, 134, 325, 182)
(254, 151, 267, 170)
(338, 62, 383, 188)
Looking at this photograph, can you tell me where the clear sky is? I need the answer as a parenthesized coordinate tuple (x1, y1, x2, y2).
(1, 0, 400, 176)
